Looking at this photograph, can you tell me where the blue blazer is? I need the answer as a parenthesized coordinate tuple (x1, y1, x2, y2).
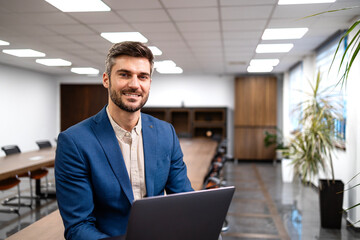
(55, 106, 193, 240)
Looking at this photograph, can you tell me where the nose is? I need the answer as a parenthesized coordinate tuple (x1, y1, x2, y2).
(128, 75, 140, 89)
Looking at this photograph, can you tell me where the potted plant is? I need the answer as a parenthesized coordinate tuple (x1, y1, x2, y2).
(264, 129, 288, 160)
(286, 71, 344, 228)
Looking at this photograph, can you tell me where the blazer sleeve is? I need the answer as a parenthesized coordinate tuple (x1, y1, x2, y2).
(55, 131, 109, 240)
(165, 124, 194, 194)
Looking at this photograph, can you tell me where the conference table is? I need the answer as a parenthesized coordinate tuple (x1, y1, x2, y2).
(6, 138, 218, 240)
(0, 147, 56, 197)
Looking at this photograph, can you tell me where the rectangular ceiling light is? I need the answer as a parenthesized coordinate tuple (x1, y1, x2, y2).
(154, 60, 182, 74)
(262, 28, 308, 40)
(44, 0, 110, 12)
(247, 65, 273, 73)
(101, 32, 148, 43)
(154, 60, 176, 69)
(148, 46, 162, 56)
(2, 49, 46, 57)
(250, 59, 280, 66)
(278, 0, 336, 4)
(36, 58, 72, 66)
(0, 40, 10, 46)
(71, 67, 99, 75)
(156, 66, 183, 74)
(256, 44, 294, 53)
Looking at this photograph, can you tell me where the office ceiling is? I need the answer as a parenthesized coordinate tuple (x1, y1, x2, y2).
(0, 0, 359, 76)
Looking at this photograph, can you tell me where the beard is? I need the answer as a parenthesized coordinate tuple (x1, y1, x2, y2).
(109, 82, 149, 113)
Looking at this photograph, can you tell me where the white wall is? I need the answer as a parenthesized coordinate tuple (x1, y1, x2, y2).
(0, 64, 58, 156)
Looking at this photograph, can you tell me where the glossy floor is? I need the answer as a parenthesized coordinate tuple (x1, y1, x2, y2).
(1, 163, 360, 240)
(222, 162, 360, 240)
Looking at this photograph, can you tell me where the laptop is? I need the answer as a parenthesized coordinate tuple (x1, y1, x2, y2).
(102, 186, 235, 240)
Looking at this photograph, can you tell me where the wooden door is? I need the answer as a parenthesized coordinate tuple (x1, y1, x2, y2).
(234, 76, 277, 160)
(61, 84, 108, 131)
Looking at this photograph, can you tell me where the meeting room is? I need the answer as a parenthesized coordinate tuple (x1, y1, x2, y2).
(0, 0, 360, 239)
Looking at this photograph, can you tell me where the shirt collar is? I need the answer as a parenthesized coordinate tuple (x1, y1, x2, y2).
(106, 107, 142, 137)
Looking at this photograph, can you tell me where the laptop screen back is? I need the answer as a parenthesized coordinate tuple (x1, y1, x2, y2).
(125, 186, 235, 240)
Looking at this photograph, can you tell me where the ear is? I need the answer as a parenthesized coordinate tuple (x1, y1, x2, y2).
(103, 72, 109, 89)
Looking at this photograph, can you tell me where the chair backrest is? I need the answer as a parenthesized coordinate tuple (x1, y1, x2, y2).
(36, 140, 52, 149)
(1, 145, 21, 155)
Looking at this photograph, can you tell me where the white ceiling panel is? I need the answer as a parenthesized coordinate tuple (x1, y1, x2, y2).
(222, 20, 267, 31)
(273, 4, 334, 19)
(88, 23, 134, 33)
(117, 9, 171, 23)
(68, 12, 123, 24)
(161, 0, 217, 8)
(220, 0, 277, 6)
(48, 24, 95, 35)
(168, 8, 219, 21)
(221, 6, 273, 20)
(103, 0, 162, 10)
(223, 31, 262, 40)
(0, 0, 57, 13)
(182, 32, 221, 41)
(66, 34, 107, 43)
(177, 21, 220, 32)
(268, 17, 316, 28)
(143, 32, 183, 41)
(224, 39, 258, 48)
(133, 22, 178, 33)
(0, 12, 77, 26)
(188, 40, 222, 48)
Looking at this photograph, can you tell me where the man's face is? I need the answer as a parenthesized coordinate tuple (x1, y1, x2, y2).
(103, 56, 152, 113)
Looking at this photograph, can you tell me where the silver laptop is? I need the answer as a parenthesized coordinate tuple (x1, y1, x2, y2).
(102, 186, 235, 240)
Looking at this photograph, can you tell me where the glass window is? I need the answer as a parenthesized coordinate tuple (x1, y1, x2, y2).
(315, 34, 347, 143)
(288, 63, 304, 133)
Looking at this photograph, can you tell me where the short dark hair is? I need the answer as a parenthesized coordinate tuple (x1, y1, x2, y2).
(105, 41, 154, 77)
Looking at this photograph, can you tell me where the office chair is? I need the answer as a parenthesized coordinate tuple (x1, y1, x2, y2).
(36, 140, 54, 194)
(1, 145, 49, 208)
(0, 176, 21, 215)
(36, 140, 52, 149)
(1, 145, 21, 155)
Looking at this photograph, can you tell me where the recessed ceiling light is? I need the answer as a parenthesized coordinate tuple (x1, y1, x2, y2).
(2, 49, 46, 57)
(36, 58, 72, 66)
(262, 28, 308, 40)
(71, 67, 99, 75)
(154, 60, 176, 69)
(278, 0, 336, 4)
(250, 59, 280, 67)
(156, 66, 183, 74)
(148, 46, 162, 56)
(247, 65, 273, 73)
(0, 40, 10, 46)
(100, 32, 148, 43)
(154, 60, 182, 74)
(256, 44, 294, 53)
(44, 0, 111, 12)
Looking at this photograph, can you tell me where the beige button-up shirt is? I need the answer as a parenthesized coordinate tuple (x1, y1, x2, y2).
(106, 107, 146, 200)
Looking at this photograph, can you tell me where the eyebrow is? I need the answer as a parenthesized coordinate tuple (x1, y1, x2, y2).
(116, 69, 151, 77)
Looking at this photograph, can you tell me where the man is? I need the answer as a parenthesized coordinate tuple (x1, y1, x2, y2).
(55, 41, 193, 240)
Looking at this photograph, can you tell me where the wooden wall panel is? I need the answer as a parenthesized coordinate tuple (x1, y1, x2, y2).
(61, 84, 108, 131)
(234, 76, 277, 160)
(234, 127, 276, 160)
(235, 76, 277, 126)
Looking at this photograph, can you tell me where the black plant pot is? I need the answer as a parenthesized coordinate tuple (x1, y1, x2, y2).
(319, 179, 344, 229)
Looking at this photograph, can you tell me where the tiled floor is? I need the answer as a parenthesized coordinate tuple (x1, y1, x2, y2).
(1, 162, 360, 240)
(222, 162, 360, 240)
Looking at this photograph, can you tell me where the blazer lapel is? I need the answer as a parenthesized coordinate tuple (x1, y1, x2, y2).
(141, 113, 157, 197)
(91, 107, 134, 203)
